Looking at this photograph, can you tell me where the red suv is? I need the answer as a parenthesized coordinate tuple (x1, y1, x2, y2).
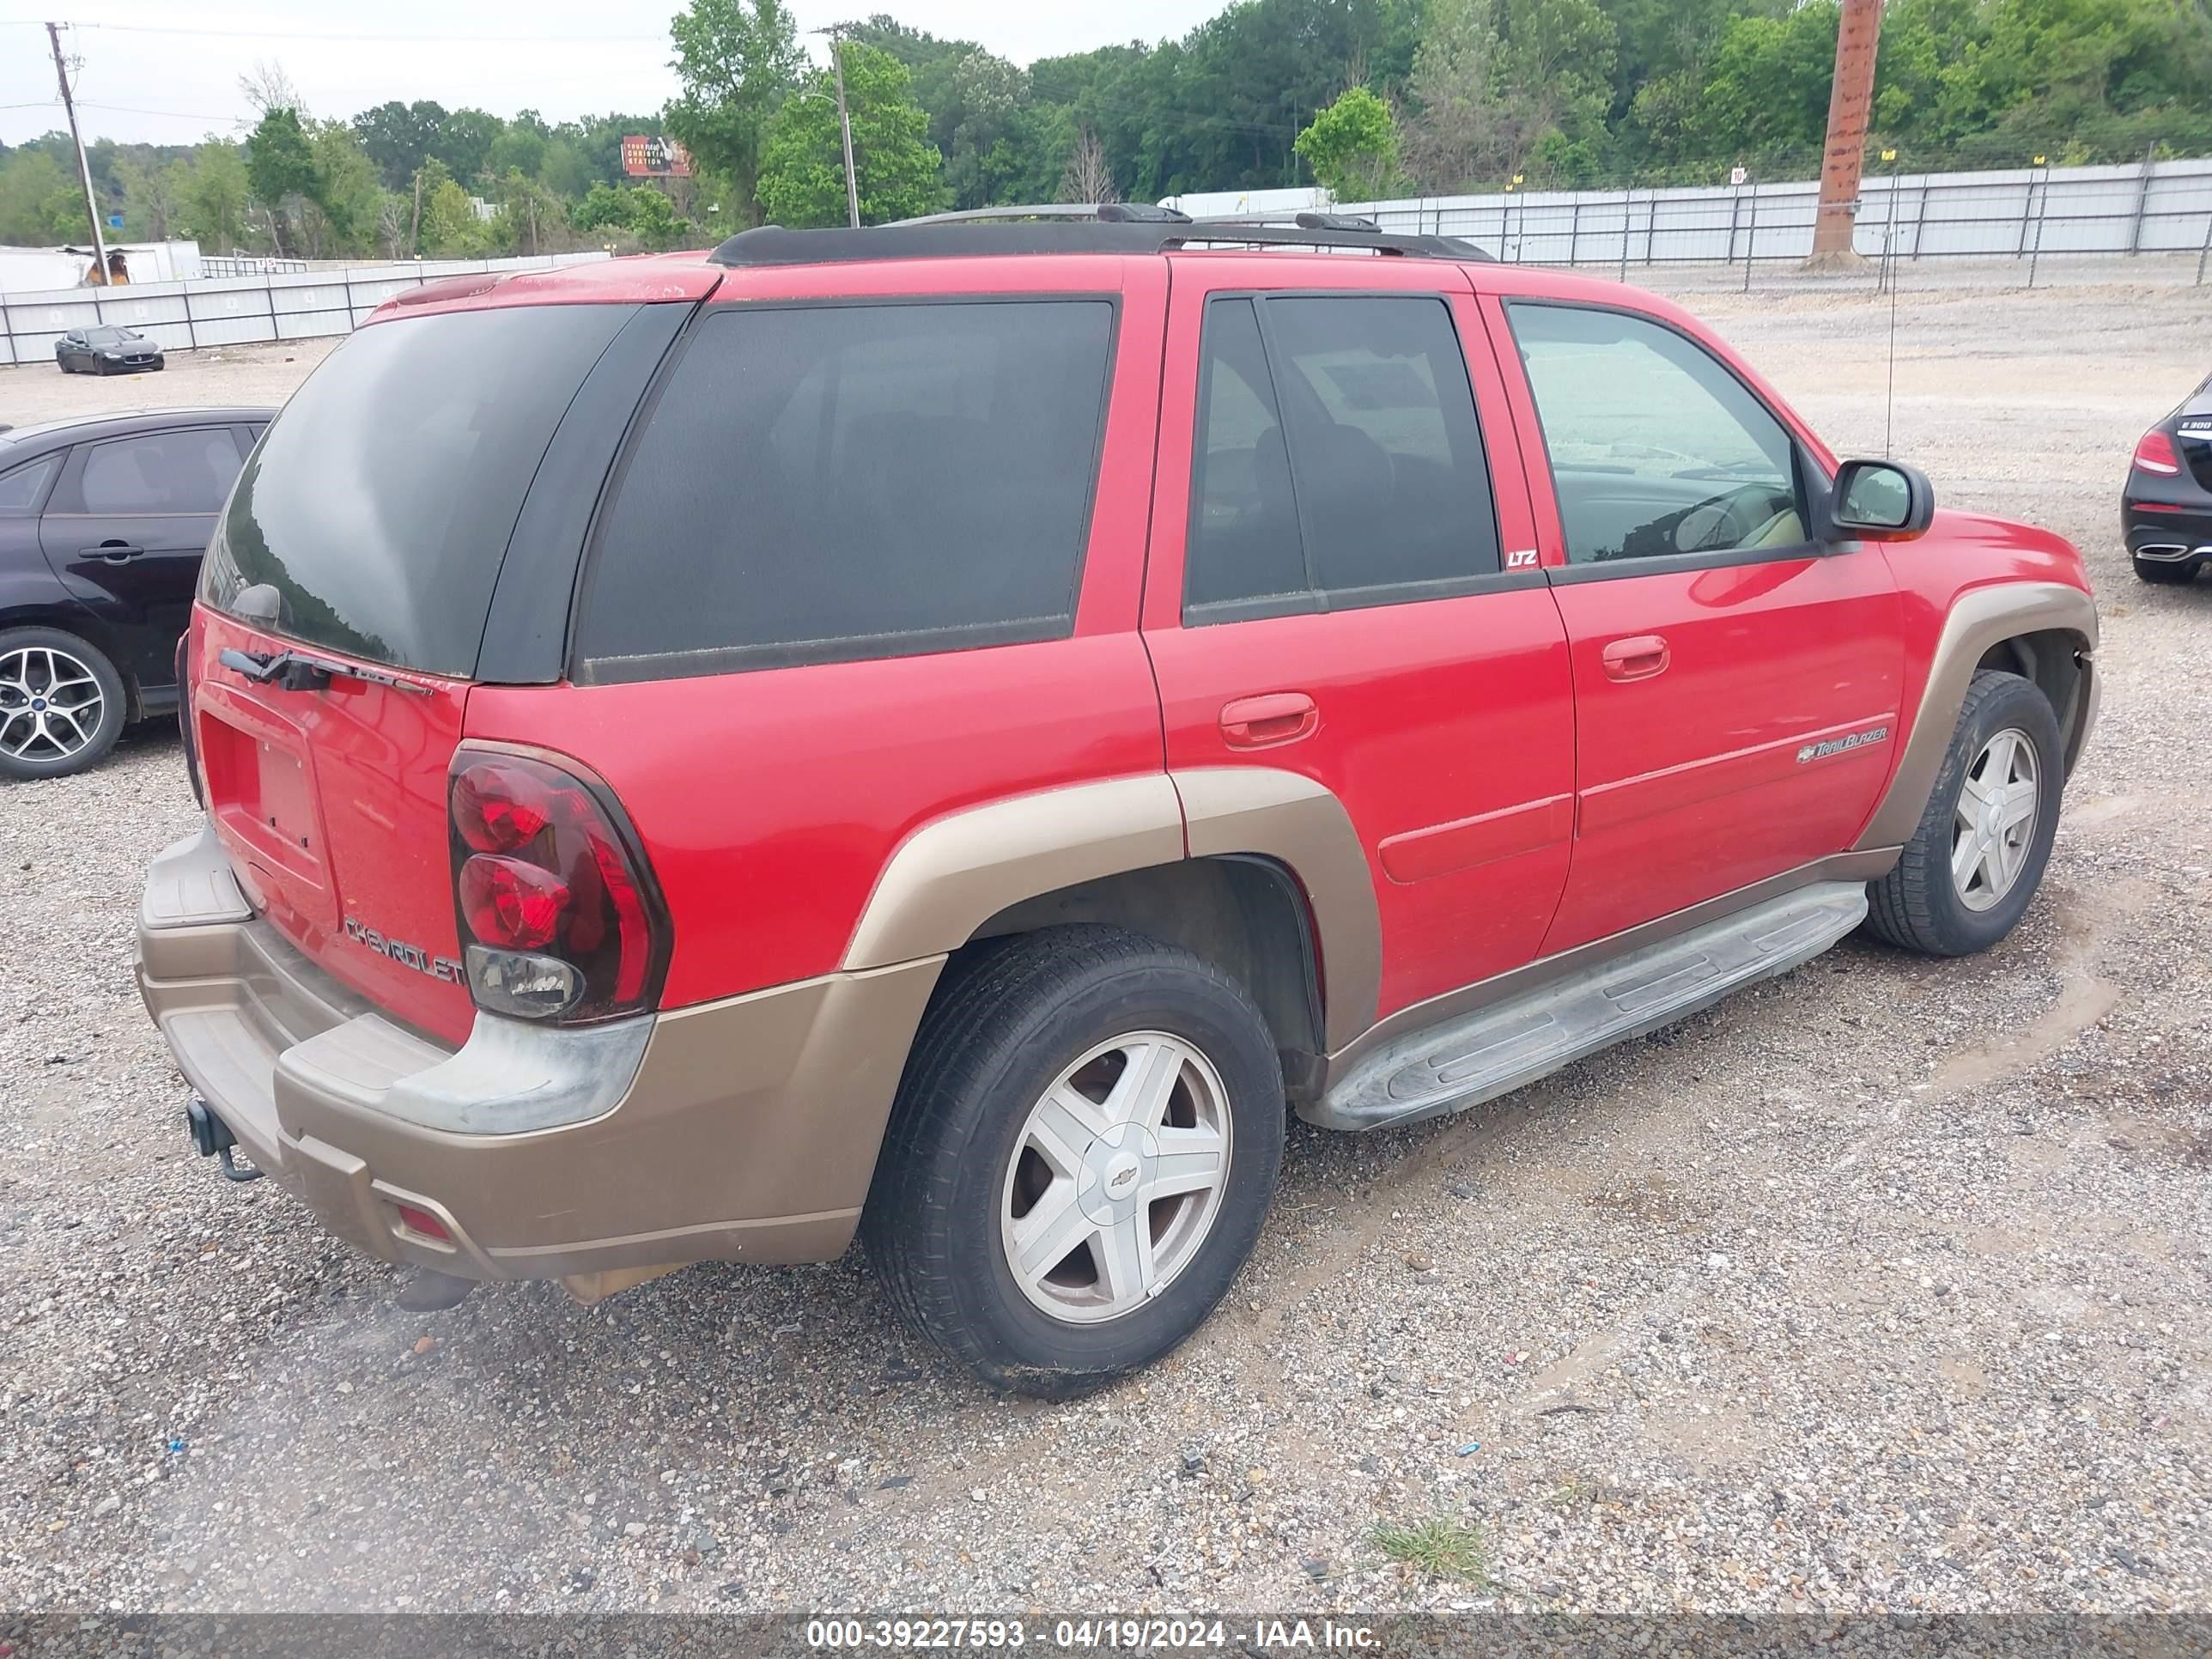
(138, 209, 2098, 1395)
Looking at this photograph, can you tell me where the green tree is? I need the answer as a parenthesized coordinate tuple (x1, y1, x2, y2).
(488, 110, 550, 179)
(0, 148, 72, 246)
(307, 121, 384, 252)
(245, 106, 318, 254)
(1404, 0, 1616, 188)
(352, 100, 447, 191)
(538, 136, 592, 199)
(1681, 3, 1841, 166)
(572, 181, 634, 234)
(117, 155, 185, 239)
(1295, 86, 1404, 201)
(490, 167, 568, 253)
(665, 0, 805, 226)
(625, 185, 690, 247)
(434, 108, 502, 184)
(757, 42, 947, 226)
(418, 163, 494, 257)
(176, 140, 252, 252)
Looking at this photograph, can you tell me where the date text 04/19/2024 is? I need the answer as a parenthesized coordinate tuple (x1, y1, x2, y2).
(802, 1619, 1381, 1650)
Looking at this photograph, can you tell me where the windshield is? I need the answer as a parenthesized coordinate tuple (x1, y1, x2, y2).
(85, 327, 135, 344)
(199, 302, 636, 676)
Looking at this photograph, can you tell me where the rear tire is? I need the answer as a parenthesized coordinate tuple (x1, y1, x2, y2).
(863, 925, 1285, 1398)
(2133, 556, 2198, 586)
(1863, 669, 2063, 957)
(0, 627, 126, 781)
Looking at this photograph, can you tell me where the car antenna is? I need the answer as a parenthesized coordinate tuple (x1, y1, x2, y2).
(1882, 161, 1900, 459)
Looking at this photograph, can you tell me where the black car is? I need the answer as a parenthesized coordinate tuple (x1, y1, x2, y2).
(56, 325, 167, 375)
(0, 408, 270, 779)
(2124, 373, 2212, 585)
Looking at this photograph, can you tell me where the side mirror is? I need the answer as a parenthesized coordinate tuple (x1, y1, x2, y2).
(1826, 459, 1935, 541)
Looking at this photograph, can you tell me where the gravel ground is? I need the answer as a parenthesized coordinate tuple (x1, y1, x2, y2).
(1, 272, 2208, 1620)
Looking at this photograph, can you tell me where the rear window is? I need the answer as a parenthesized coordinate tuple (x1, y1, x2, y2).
(574, 299, 1115, 681)
(200, 303, 636, 676)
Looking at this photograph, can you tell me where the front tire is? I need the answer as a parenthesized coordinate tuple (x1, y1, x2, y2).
(0, 628, 126, 781)
(863, 926, 1285, 1398)
(2133, 555, 2198, 586)
(1864, 669, 2063, 957)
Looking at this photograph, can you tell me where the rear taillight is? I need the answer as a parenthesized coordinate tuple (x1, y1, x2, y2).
(447, 750, 669, 1024)
(174, 632, 204, 807)
(2133, 430, 2182, 476)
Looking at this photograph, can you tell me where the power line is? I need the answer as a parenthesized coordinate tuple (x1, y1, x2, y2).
(0, 18, 665, 43)
(77, 101, 242, 122)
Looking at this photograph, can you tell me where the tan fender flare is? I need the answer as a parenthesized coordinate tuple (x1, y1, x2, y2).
(841, 769, 1383, 1054)
(1856, 580, 2099, 852)
(1173, 768, 1382, 1051)
(842, 775, 1188, 971)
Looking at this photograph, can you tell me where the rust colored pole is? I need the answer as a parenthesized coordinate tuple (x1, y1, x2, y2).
(1810, 0, 1884, 263)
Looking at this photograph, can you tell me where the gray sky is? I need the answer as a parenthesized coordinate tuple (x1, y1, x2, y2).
(1, 2, 1218, 147)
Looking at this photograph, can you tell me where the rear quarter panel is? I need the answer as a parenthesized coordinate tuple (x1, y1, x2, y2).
(465, 256, 1172, 1009)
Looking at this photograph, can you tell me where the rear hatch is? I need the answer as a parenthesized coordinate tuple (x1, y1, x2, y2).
(188, 297, 656, 1045)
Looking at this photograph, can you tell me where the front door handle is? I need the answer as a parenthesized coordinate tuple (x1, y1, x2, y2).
(85, 540, 145, 562)
(1600, 635, 1670, 682)
(1220, 691, 1318, 749)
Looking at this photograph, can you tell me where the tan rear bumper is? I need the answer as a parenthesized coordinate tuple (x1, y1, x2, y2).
(136, 825, 942, 1282)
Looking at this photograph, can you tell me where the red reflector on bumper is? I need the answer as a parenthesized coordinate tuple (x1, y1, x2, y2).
(394, 1203, 452, 1243)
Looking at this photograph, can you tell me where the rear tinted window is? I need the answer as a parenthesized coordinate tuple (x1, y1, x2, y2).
(574, 299, 1115, 680)
(1185, 295, 1501, 620)
(201, 303, 635, 675)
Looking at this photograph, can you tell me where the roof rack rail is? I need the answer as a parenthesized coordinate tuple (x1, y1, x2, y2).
(709, 207, 1493, 268)
(889, 203, 1193, 226)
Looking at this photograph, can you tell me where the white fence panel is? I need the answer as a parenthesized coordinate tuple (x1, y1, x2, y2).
(0, 250, 611, 367)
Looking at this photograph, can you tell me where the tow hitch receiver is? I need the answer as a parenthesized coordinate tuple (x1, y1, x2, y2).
(185, 1096, 264, 1182)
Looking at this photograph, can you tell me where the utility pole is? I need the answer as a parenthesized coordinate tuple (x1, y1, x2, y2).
(1808, 0, 1883, 268)
(46, 22, 109, 282)
(817, 25, 861, 229)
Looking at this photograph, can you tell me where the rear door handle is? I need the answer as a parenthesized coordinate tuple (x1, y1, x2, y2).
(1219, 691, 1318, 749)
(84, 540, 145, 562)
(1600, 635, 1670, 682)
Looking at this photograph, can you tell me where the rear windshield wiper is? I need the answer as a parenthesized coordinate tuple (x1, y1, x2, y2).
(216, 647, 430, 695)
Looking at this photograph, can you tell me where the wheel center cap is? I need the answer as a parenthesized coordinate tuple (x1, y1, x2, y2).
(1079, 1122, 1157, 1225)
(31, 698, 46, 711)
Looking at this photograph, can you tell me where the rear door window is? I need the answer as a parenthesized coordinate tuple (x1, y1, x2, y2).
(200, 302, 638, 676)
(574, 299, 1116, 681)
(64, 428, 246, 516)
(1184, 294, 1502, 619)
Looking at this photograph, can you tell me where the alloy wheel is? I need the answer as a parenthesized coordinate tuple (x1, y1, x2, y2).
(1950, 726, 2039, 912)
(0, 645, 106, 767)
(999, 1030, 1234, 1324)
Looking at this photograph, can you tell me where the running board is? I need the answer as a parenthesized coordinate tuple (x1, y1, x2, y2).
(1306, 881, 1869, 1133)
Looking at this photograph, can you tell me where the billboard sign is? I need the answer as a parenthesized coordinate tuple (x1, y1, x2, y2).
(621, 136, 693, 178)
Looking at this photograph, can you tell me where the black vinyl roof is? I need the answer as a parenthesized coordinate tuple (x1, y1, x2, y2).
(709, 208, 1493, 269)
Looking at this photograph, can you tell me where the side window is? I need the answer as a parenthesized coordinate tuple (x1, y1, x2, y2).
(1265, 296, 1501, 598)
(1187, 299, 1304, 612)
(70, 428, 246, 515)
(576, 299, 1116, 679)
(1184, 294, 1501, 619)
(0, 454, 59, 515)
(1507, 301, 1803, 566)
